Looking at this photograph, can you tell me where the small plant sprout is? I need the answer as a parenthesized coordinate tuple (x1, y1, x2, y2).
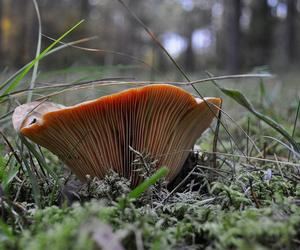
(12, 84, 221, 186)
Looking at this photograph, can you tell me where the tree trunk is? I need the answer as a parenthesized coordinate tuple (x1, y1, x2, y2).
(80, 0, 90, 20)
(224, 0, 241, 73)
(12, 0, 38, 67)
(285, 0, 297, 63)
(247, 0, 273, 67)
(184, 28, 195, 72)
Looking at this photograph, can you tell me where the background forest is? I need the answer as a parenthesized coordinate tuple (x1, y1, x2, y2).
(0, 0, 299, 75)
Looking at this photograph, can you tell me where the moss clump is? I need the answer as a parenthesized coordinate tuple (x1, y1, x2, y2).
(12, 197, 300, 250)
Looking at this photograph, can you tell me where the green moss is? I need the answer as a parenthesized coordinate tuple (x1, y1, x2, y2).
(12, 196, 299, 250)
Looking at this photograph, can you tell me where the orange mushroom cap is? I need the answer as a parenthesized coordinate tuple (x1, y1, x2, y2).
(12, 84, 221, 186)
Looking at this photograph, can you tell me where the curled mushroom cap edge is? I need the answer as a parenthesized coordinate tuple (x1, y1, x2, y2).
(12, 84, 221, 186)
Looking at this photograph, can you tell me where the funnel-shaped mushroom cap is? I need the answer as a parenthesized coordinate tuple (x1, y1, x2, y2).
(13, 84, 221, 185)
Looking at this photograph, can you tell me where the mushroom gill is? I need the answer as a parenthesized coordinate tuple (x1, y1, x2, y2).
(12, 84, 221, 186)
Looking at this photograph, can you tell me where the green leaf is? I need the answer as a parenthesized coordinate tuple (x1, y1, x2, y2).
(128, 167, 168, 199)
(212, 83, 299, 152)
(221, 88, 255, 110)
(118, 167, 168, 208)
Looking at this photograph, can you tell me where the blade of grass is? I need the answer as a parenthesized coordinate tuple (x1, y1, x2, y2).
(42, 34, 161, 75)
(17, 136, 41, 207)
(27, 0, 42, 103)
(247, 117, 250, 162)
(202, 150, 300, 167)
(19, 134, 58, 180)
(118, 167, 168, 208)
(263, 135, 300, 158)
(0, 75, 272, 102)
(0, 130, 22, 165)
(189, 73, 273, 85)
(212, 100, 222, 167)
(161, 166, 196, 204)
(117, 0, 190, 82)
(214, 103, 262, 155)
(128, 167, 168, 199)
(208, 76, 299, 152)
(0, 19, 84, 99)
(288, 99, 300, 161)
(0, 36, 95, 94)
(0, 77, 135, 101)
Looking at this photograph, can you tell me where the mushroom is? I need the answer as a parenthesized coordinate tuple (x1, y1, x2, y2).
(12, 84, 221, 186)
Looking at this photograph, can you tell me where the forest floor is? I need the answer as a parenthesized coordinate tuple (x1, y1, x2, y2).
(0, 68, 300, 250)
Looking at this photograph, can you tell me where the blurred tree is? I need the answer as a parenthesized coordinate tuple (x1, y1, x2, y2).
(1, 0, 299, 73)
(80, 0, 90, 19)
(184, 17, 195, 72)
(13, 0, 37, 67)
(285, 0, 297, 63)
(246, 0, 274, 67)
(180, 2, 213, 72)
(224, 0, 241, 73)
(184, 28, 195, 72)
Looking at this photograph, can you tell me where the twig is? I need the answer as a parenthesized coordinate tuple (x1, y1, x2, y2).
(212, 100, 222, 168)
(161, 167, 196, 204)
(288, 99, 300, 161)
